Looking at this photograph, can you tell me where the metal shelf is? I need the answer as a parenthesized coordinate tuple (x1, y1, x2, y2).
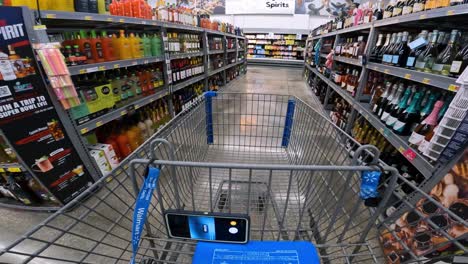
(169, 51, 204, 60)
(172, 75, 206, 92)
(76, 88, 169, 134)
(312, 23, 372, 39)
(227, 49, 237, 53)
(309, 66, 436, 178)
(366, 62, 459, 92)
(0, 198, 60, 212)
(334, 56, 362, 67)
(39, 10, 204, 32)
(248, 57, 304, 65)
(0, 163, 25, 172)
(208, 50, 224, 55)
(68, 56, 164, 75)
(373, 4, 468, 27)
(208, 65, 228, 76)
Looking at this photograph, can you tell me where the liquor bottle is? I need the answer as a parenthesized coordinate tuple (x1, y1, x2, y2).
(383, 0, 396, 19)
(373, 0, 384, 20)
(393, 91, 422, 135)
(370, 34, 384, 62)
(449, 40, 468, 77)
(341, 68, 350, 89)
(392, 31, 410, 67)
(382, 33, 397, 64)
(415, 30, 439, 72)
(386, 86, 412, 127)
(412, 0, 426, 12)
(402, 0, 415, 15)
(388, 32, 403, 65)
(409, 100, 443, 148)
(346, 70, 358, 94)
(432, 30, 460, 76)
(436, 31, 448, 54)
(363, 2, 374, 23)
(382, 82, 404, 122)
(377, 34, 391, 62)
(356, 36, 367, 58)
(373, 81, 392, 115)
(392, 0, 405, 16)
(406, 30, 429, 69)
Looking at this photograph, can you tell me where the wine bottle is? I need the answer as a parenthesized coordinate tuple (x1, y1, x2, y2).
(373, 0, 384, 20)
(432, 30, 460, 75)
(382, 83, 405, 122)
(386, 86, 412, 127)
(393, 31, 410, 67)
(370, 34, 384, 62)
(373, 81, 393, 115)
(449, 35, 468, 77)
(392, 0, 405, 16)
(383, 0, 396, 19)
(412, 0, 426, 12)
(406, 30, 429, 69)
(341, 68, 350, 89)
(418, 92, 438, 124)
(389, 32, 403, 66)
(415, 30, 439, 72)
(402, 0, 415, 15)
(393, 91, 422, 135)
(409, 100, 443, 148)
(382, 33, 397, 64)
(370, 82, 384, 110)
(378, 33, 392, 62)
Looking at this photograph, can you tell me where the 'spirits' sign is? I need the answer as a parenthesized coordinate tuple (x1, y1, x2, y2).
(226, 0, 295, 14)
(266, 0, 290, 9)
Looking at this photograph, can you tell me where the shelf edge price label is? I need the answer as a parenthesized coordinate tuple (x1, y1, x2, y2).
(98, 66, 106, 71)
(107, 17, 114, 22)
(422, 78, 430, 84)
(448, 84, 459, 92)
(384, 69, 390, 74)
(120, 110, 127, 116)
(96, 121, 103, 127)
(403, 148, 417, 162)
(84, 16, 93, 20)
(419, 14, 427, 19)
(447, 10, 455, 16)
(79, 69, 86, 74)
(398, 146, 405, 153)
(45, 13, 56, 19)
(119, 18, 125, 23)
(80, 127, 89, 134)
(404, 73, 411, 79)
(0, 168, 4, 173)
(114, 64, 120, 69)
(134, 104, 140, 110)
(8, 167, 21, 173)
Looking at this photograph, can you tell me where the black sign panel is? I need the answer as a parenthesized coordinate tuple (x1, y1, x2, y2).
(0, 6, 94, 204)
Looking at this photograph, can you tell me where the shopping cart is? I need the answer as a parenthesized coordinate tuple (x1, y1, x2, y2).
(0, 92, 466, 264)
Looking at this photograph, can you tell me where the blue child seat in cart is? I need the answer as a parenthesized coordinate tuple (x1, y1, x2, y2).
(193, 241, 320, 264)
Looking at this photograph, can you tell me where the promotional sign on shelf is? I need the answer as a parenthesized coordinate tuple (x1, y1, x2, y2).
(226, 0, 295, 15)
(0, 6, 95, 204)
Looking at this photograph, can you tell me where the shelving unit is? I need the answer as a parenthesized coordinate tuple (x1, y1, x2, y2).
(0, 6, 247, 211)
(304, 4, 468, 186)
(246, 32, 306, 65)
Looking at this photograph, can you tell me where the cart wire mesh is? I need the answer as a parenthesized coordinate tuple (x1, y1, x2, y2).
(0, 93, 466, 264)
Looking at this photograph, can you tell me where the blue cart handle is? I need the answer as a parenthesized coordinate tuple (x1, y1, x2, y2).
(131, 166, 160, 264)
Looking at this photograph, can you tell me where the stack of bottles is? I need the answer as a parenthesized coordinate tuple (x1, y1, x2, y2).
(170, 57, 204, 84)
(314, 0, 468, 35)
(208, 37, 223, 51)
(60, 30, 163, 66)
(227, 53, 236, 64)
(167, 33, 201, 54)
(208, 73, 223, 91)
(334, 36, 367, 59)
(88, 98, 171, 168)
(200, 14, 242, 35)
(209, 55, 224, 70)
(108, 0, 152, 18)
(172, 81, 203, 114)
(0, 171, 59, 206)
(330, 96, 352, 130)
(70, 64, 165, 124)
(152, 1, 198, 26)
(371, 29, 468, 77)
(227, 38, 235, 49)
(331, 63, 362, 96)
(370, 79, 454, 147)
(226, 66, 240, 83)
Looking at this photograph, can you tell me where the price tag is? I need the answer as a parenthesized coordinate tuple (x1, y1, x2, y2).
(419, 14, 427, 19)
(141, 21, 147, 25)
(0, 168, 4, 173)
(8, 167, 21, 173)
(114, 64, 120, 69)
(87, 66, 99, 73)
(398, 146, 405, 153)
(98, 66, 106, 71)
(79, 69, 86, 74)
(403, 148, 417, 161)
(447, 10, 455, 16)
(144, 60, 149, 64)
(150, 98, 155, 103)
(96, 121, 103, 127)
(404, 73, 411, 79)
(121, 110, 127, 116)
(384, 69, 390, 74)
(107, 17, 114, 22)
(45, 14, 56, 19)
(448, 84, 459, 92)
(119, 18, 125, 23)
(135, 104, 140, 109)
(132, 61, 138, 65)
(80, 127, 89, 134)
(422, 78, 430, 84)
(84, 16, 93, 20)
(33, 25, 47, 30)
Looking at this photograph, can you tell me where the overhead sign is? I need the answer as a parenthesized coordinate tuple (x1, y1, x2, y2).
(226, 0, 295, 15)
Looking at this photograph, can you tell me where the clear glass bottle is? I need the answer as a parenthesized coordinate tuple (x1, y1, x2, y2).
(415, 30, 439, 72)
(432, 29, 459, 76)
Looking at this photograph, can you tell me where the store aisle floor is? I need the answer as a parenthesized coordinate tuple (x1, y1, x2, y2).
(0, 65, 322, 263)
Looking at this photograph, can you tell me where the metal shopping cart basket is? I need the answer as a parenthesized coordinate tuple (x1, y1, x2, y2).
(1, 92, 466, 264)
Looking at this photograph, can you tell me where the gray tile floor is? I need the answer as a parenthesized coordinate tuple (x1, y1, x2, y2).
(0, 66, 328, 263)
